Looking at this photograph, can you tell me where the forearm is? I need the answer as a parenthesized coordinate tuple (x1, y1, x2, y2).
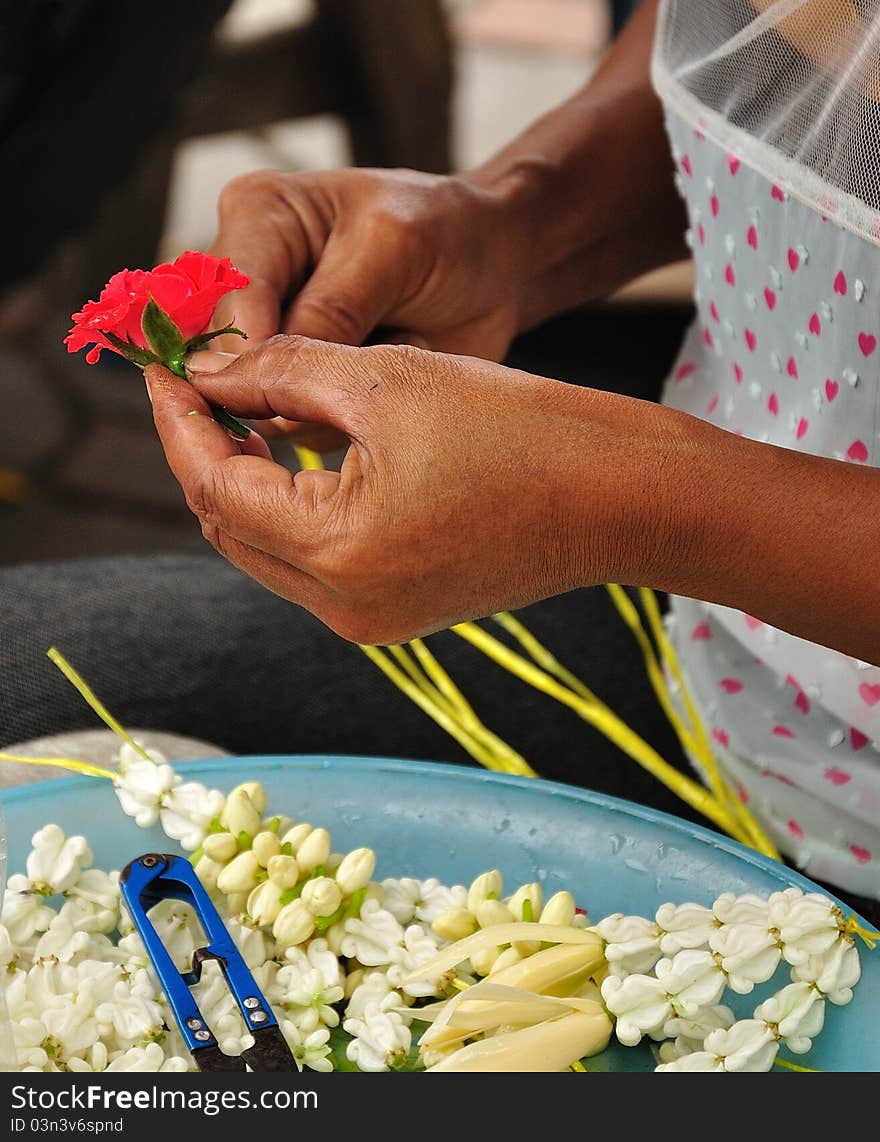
(466, 0, 688, 332)
(563, 387, 880, 664)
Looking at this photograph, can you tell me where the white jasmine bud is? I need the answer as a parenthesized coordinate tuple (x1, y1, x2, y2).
(467, 870, 502, 914)
(507, 883, 543, 923)
(202, 832, 238, 864)
(431, 907, 478, 943)
(490, 946, 523, 973)
(216, 850, 261, 896)
(262, 814, 294, 838)
(247, 881, 285, 928)
(251, 830, 281, 868)
(281, 823, 313, 852)
(267, 854, 300, 889)
(539, 891, 576, 928)
(474, 899, 514, 929)
(233, 782, 267, 816)
(301, 877, 343, 918)
(220, 788, 261, 839)
(273, 899, 316, 949)
(224, 892, 250, 918)
(296, 828, 331, 873)
(324, 921, 347, 957)
(470, 945, 503, 977)
(335, 848, 376, 895)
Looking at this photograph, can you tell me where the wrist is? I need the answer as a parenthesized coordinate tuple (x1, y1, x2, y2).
(456, 158, 551, 333)
(548, 386, 710, 593)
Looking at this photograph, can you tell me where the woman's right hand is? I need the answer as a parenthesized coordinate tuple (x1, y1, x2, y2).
(208, 165, 530, 362)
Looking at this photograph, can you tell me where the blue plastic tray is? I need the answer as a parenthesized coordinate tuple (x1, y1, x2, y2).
(2, 754, 877, 1071)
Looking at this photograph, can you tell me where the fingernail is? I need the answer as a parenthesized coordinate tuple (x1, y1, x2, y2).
(185, 349, 238, 375)
(144, 374, 154, 404)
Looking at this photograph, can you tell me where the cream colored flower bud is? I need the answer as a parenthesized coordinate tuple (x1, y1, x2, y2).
(470, 945, 502, 977)
(325, 852, 344, 874)
(247, 880, 285, 928)
(236, 781, 267, 815)
(251, 830, 281, 867)
(324, 921, 347, 957)
(301, 876, 343, 918)
(296, 827, 331, 873)
(216, 850, 261, 895)
(194, 855, 223, 892)
(540, 890, 577, 928)
(432, 907, 478, 943)
(475, 899, 515, 929)
(267, 854, 300, 889)
(344, 968, 365, 998)
(491, 946, 523, 974)
(263, 815, 294, 838)
(221, 788, 261, 838)
(225, 892, 250, 917)
(467, 870, 503, 914)
(365, 882, 384, 903)
(202, 832, 238, 864)
(281, 823, 313, 852)
(507, 883, 544, 923)
(334, 847, 376, 895)
(273, 898, 315, 948)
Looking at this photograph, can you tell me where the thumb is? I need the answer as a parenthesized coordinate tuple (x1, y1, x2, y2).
(184, 334, 365, 433)
(283, 236, 405, 346)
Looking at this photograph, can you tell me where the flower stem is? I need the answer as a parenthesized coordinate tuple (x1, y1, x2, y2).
(167, 356, 250, 439)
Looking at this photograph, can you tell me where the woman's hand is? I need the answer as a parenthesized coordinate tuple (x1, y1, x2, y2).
(209, 166, 528, 361)
(144, 338, 670, 645)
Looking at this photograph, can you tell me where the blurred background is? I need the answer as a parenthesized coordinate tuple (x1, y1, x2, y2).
(0, 0, 693, 566)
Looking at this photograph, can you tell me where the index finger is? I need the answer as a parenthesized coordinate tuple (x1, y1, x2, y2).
(208, 173, 310, 347)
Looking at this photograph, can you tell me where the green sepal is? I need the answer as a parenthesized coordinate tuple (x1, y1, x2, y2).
(141, 296, 186, 364)
(184, 323, 248, 352)
(103, 330, 161, 368)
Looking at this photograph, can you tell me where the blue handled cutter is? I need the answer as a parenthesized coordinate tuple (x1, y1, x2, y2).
(119, 851, 295, 1071)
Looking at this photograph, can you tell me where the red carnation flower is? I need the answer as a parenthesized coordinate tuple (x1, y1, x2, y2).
(64, 250, 249, 365)
(64, 250, 251, 437)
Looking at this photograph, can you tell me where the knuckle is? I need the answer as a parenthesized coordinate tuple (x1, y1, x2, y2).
(218, 169, 284, 217)
(185, 461, 230, 523)
(294, 293, 367, 346)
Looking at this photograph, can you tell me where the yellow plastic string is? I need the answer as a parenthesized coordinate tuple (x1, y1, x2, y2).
(46, 646, 154, 764)
(633, 586, 779, 857)
(0, 752, 115, 781)
(293, 445, 325, 471)
(846, 916, 880, 949)
(450, 620, 745, 840)
(604, 586, 778, 859)
(490, 611, 600, 705)
(358, 643, 535, 776)
(406, 638, 536, 775)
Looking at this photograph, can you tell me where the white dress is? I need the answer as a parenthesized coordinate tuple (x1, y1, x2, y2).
(651, 0, 880, 900)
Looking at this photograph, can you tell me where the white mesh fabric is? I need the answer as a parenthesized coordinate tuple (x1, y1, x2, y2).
(652, 0, 880, 244)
